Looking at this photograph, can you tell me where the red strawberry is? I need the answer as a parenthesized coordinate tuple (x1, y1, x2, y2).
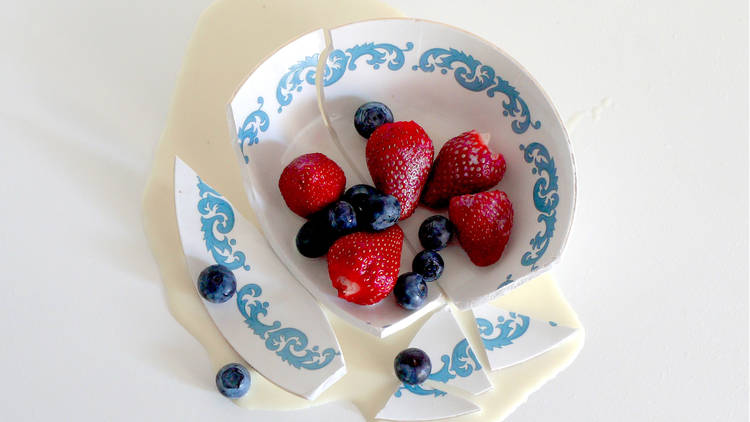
(366, 121, 434, 220)
(449, 190, 513, 267)
(421, 130, 506, 208)
(279, 153, 346, 218)
(327, 225, 404, 305)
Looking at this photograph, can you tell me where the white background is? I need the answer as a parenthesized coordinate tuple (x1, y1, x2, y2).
(0, 0, 747, 420)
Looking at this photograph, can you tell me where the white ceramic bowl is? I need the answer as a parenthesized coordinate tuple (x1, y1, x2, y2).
(227, 19, 575, 337)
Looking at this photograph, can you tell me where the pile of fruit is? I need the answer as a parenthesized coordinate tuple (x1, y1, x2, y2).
(279, 102, 514, 309)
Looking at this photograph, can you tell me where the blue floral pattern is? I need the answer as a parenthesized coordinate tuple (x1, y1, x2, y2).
(519, 143, 558, 270)
(498, 274, 514, 289)
(429, 338, 483, 384)
(236, 284, 340, 370)
(476, 311, 530, 351)
(196, 177, 250, 271)
(275, 42, 414, 112)
(413, 47, 541, 134)
(394, 382, 447, 398)
(393, 337, 483, 398)
(275, 54, 319, 113)
(236, 97, 270, 164)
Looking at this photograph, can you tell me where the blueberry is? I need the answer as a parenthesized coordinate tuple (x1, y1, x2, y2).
(354, 102, 394, 139)
(215, 363, 251, 398)
(327, 201, 358, 233)
(412, 250, 444, 282)
(358, 193, 401, 231)
(296, 213, 336, 258)
(394, 348, 432, 385)
(394, 272, 428, 310)
(418, 215, 454, 251)
(343, 184, 379, 212)
(197, 265, 236, 303)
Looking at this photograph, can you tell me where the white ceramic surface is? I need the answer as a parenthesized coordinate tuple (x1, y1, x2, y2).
(409, 308, 491, 395)
(471, 303, 578, 371)
(374, 307, 495, 420)
(174, 158, 345, 400)
(376, 384, 479, 421)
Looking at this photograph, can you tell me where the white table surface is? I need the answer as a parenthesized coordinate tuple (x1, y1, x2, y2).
(0, 0, 747, 420)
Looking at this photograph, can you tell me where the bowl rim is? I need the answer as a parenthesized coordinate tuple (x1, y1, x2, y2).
(225, 16, 578, 311)
(325, 17, 578, 273)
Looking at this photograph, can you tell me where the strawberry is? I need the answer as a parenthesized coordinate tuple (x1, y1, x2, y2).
(421, 130, 506, 209)
(278, 153, 346, 218)
(366, 121, 434, 220)
(327, 225, 404, 305)
(449, 190, 513, 267)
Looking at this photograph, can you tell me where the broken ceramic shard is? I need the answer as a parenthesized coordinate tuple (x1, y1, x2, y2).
(375, 307, 488, 421)
(174, 157, 345, 400)
(410, 308, 492, 395)
(472, 303, 578, 371)
(375, 382, 479, 421)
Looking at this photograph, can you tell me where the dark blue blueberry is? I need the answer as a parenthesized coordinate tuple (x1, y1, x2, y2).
(412, 250, 444, 282)
(296, 213, 336, 258)
(215, 363, 251, 398)
(197, 265, 236, 303)
(343, 184, 379, 212)
(358, 193, 401, 231)
(354, 101, 394, 139)
(394, 272, 427, 310)
(327, 200, 358, 234)
(418, 215, 454, 251)
(394, 348, 432, 385)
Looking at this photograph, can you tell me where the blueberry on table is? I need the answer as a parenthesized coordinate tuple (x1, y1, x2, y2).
(216, 363, 251, 398)
(327, 200, 358, 234)
(358, 192, 401, 231)
(412, 250, 444, 282)
(296, 214, 336, 258)
(394, 348, 432, 385)
(197, 265, 237, 303)
(394, 272, 427, 310)
(418, 215, 454, 251)
(354, 101, 394, 139)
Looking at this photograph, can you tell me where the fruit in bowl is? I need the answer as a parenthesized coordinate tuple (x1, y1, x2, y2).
(227, 18, 575, 335)
(366, 120, 434, 220)
(278, 152, 346, 218)
(421, 130, 507, 208)
(327, 225, 404, 305)
(279, 100, 517, 308)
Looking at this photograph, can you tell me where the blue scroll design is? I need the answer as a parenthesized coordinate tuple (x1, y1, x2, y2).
(498, 273, 514, 289)
(236, 284, 340, 370)
(519, 142, 558, 270)
(413, 47, 541, 134)
(429, 338, 483, 384)
(394, 382, 447, 398)
(196, 177, 250, 271)
(476, 311, 530, 351)
(276, 42, 414, 112)
(236, 97, 269, 164)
